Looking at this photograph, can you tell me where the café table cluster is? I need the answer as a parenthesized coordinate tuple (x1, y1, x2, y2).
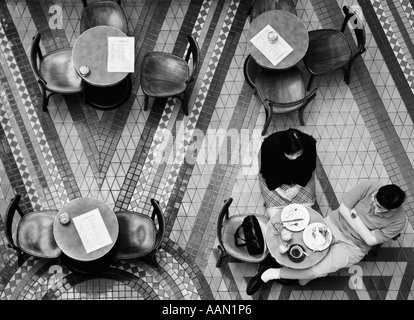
(11, 0, 366, 280)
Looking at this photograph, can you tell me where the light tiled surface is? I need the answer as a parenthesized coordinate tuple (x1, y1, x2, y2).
(0, 0, 414, 300)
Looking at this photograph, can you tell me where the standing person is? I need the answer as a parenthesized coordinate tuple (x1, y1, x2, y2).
(259, 128, 317, 217)
(247, 181, 407, 295)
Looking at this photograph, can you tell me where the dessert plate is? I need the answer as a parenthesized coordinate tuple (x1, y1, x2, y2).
(303, 222, 332, 252)
(280, 204, 310, 232)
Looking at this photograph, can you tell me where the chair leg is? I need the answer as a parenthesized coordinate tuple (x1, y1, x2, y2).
(40, 86, 48, 112)
(298, 106, 306, 126)
(261, 109, 272, 136)
(216, 245, 228, 268)
(143, 94, 149, 111)
(17, 251, 27, 267)
(143, 252, 159, 268)
(178, 91, 189, 116)
(344, 64, 353, 85)
(307, 74, 314, 91)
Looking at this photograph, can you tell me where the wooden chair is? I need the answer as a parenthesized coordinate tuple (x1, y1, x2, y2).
(80, 0, 128, 35)
(303, 5, 366, 91)
(216, 198, 270, 268)
(247, 0, 298, 21)
(114, 199, 165, 268)
(4, 194, 61, 266)
(255, 67, 317, 135)
(243, 55, 265, 90)
(140, 35, 200, 116)
(29, 33, 84, 112)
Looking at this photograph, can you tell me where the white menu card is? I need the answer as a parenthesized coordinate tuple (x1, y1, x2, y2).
(72, 208, 113, 254)
(107, 37, 135, 73)
(250, 24, 293, 67)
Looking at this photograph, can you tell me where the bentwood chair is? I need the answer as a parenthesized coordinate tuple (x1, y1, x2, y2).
(114, 199, 165, 268)
(140, 35, 200, 116)
(216, 198, 269, 268)
(255, 67, 317, 135)
(243, 55, 265, 90)
(80, 0, 128, 35)
(29, 33, 84, 112)
(303, 5, 366, 91)
(247, 0, 298, 21)
(4, 194, 61, 266)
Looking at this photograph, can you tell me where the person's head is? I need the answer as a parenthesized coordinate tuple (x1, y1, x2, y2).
(280, 129, 303, 160)
(373, 184, 406, 212)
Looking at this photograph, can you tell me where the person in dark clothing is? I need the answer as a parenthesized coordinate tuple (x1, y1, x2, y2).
(259, 128, 317, 211)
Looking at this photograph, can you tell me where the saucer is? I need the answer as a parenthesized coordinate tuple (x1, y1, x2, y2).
(287, 244, 306, 263)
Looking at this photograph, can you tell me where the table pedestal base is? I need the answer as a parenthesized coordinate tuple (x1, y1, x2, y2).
(84, 75, 132, 110)
(60, 251, 114, 275)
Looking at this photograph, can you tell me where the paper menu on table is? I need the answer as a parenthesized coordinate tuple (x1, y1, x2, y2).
(72, 208, 113, 254)
(107, 37, 135, 73)
(250, 24, 293, 67)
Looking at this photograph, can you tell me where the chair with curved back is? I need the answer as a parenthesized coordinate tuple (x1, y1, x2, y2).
(216, 198, 270, 268)
(4, 194, 62, 266)
(247, 0, 298, 21)
(29, 32, 84, 112)
(243, 54, 265, 90)
(80, 0, 129, 35)
(303, 5, 366, 91)
(140, 35, 200, 116)
(114, 199, 165, 268)
(255, 67, 317, 136)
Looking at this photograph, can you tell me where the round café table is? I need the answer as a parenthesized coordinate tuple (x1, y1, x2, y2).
(247, 10, 309, 70)
(53, 197, 119, 274)
(266, 206, 331, 269)
(72, 25, 132, 110)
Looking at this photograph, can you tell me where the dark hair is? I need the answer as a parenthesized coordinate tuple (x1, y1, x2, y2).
(280, 129, 303, 155)
(376, 184, 406, 210)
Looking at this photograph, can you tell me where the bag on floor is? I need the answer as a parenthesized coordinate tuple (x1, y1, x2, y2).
(234, 215, 265, 255)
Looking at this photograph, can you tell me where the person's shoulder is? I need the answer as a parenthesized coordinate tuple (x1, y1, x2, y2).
(263, 132, 282, 145)
(298, 131, 317, 144)
(356, 180, 381, 190)
(394, 205, 407, 223)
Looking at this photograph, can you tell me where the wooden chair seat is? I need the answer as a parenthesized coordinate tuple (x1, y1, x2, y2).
(40, 49, 83, 93)
(113, 199, 165, 268)
(30, 33, 84, 112)
(16, 211, 61, 258)
(140, 35, 200, 116)
(5, 195, 62, 265)
(141, 52, 189, 97)
(114, 212, 156, 259)
(80, 0, 128, 35)
(302, 5, 366, 90)
(216, 198, 270, 267)
(304, 30, 352, 76)
(221, 214, 269, 263)
(256, 67, 317, 135)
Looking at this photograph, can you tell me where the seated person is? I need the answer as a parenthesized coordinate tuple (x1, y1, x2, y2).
(247, 181, 407, 295)
(259, 128, 317, 216)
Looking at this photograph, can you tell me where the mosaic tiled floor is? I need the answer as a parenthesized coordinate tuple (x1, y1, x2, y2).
(0, 0, 414, 301)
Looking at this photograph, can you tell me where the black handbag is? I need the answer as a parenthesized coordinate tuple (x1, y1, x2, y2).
(234, 215, 265, 255)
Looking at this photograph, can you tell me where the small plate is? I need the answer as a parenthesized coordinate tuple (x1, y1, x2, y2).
(303, 222, 332, 252)
(280, 204, 310, 232)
